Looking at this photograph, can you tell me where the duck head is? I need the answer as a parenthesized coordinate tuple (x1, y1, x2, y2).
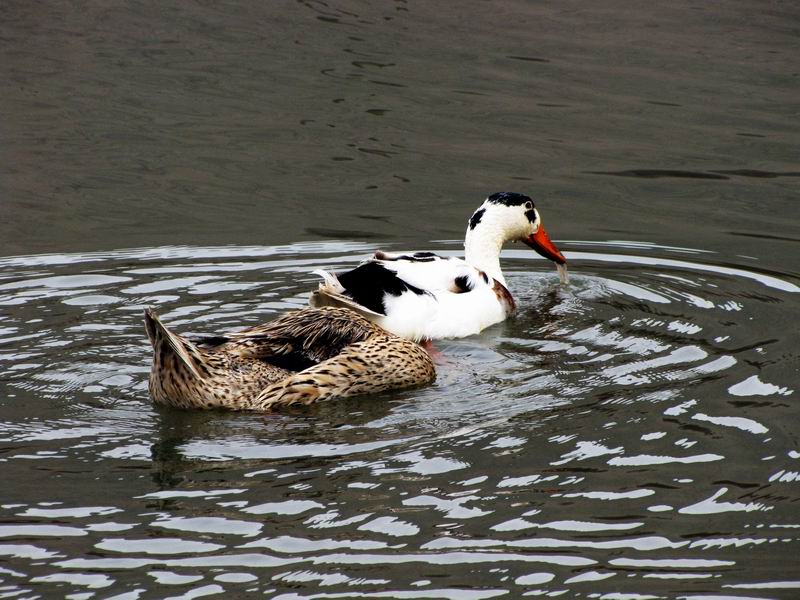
(465, 192, 566, 282)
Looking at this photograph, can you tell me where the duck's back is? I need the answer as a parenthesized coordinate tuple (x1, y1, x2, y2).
(311, 252, 514, 340)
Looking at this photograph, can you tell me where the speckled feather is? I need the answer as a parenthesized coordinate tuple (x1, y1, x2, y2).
(144, 306, 435, 411)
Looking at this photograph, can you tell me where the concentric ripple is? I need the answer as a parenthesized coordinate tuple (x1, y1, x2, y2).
(0, 241, 798, 599)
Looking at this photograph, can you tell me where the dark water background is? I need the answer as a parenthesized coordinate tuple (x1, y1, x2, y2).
(1, 1, 799, 598)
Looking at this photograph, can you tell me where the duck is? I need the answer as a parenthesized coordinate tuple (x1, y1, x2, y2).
(310, 192, 568, 340)
(144, 306, 435, 411)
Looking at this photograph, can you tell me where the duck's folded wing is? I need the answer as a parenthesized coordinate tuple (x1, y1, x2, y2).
(309, 275, 385, 320)
(312, 253, 476, 309)
(248, 334, 436, 408)
(311, 260, 431, 317)
(224, 306, 379, 364)
(307, 254, 492, 338)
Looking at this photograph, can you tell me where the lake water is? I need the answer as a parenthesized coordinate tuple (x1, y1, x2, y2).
(1, 1, 799, 598)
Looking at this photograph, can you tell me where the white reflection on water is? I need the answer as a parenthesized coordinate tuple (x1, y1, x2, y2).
(85, 523, 136, 532)
(609, 557, 735, 568)
(558, 489, 655, 500)
(522, 519, 643, 532)
(402, 494, 490, 519)
(214, 572, 257, 583)
(692, 413, 769, 434)
(563, 570, 616, 584)
(0, 525, 86, 537)
(17, 506, 121, 518)
(147, 571, 203, 585)
(165, 583, 224, 598)
(95, 538, 224, 555)
(178, 438, 412, 461)
(239, 536, 390, 553)
(0, 544, 62, 559)
(444, 535, 687, 552)
(679, 488, 772, 515)
(357, 517, 420, 537)
(30, 573, 114, 589)
(243, 501, 325, 516)
(138, 489, 247, 500)
(514, 571, 554, 585)
(608, 453, 725, 466)
(305, 512, 373, 530)
(270, 589, 508, 600)
(150, 516, 262, 537)
(725, 581, 800, 589)
(497, 474, 557, 488)
(0, 274, 131, 291)
(57, 553, 298, 570)
(309, 552, 596, 567)
(769, 470, 800, 483)
(551, 440, 623, 465)
(728, 375, 793, 397)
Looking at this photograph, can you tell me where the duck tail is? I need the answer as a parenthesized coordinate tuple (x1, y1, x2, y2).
(309, 269, 384, 318)
(144, 308, 203, 380)
(312, 268, 345, 293)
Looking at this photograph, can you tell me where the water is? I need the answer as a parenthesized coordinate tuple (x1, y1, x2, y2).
(1, 241, 798, 598)
(2, 1, 800, 598)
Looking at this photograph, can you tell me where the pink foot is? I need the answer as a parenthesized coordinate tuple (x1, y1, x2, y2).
(420, 339, 451, 366)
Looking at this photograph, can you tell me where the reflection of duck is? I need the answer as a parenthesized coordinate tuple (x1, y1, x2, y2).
(311, 192, 568, 340)
(144, 306, 435, 410)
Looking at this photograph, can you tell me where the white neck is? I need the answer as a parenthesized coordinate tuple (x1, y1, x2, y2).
(464, 217, 507, 287)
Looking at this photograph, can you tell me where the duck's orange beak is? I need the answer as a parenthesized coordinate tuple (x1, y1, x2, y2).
(523, 226, 566, 265)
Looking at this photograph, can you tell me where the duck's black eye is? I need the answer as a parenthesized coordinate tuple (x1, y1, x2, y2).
(525, 201, 533, 210)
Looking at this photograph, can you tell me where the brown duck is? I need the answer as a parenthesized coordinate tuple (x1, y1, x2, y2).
(144, 306, 436, 411)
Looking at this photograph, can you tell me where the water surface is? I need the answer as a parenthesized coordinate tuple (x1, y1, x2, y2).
(1, 241, 798, 598)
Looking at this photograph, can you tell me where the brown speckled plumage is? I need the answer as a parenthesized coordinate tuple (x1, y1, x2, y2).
(144, 306, 435, 411)
(492, 279, 516, 314)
